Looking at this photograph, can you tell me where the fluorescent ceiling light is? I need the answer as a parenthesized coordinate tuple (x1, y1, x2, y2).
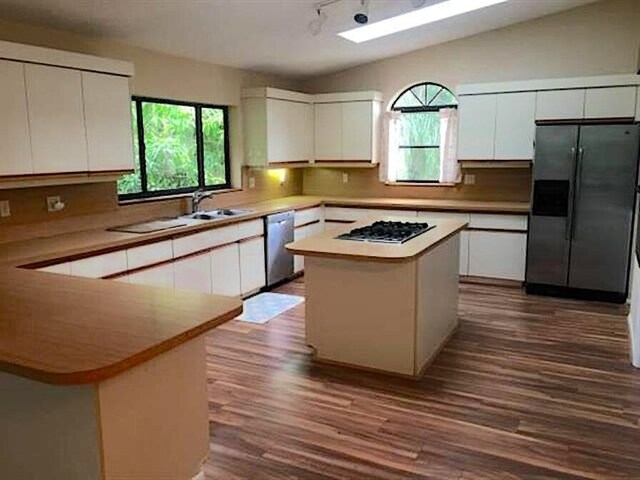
(338, 0, 510, 43)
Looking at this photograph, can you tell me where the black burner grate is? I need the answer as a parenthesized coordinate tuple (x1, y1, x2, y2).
(336, 221, 435, 244)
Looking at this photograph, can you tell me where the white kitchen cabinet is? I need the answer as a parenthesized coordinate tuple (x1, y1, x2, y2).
(324, 207, 416, 222)
(0, 60, 32, 176)
(126, 240, 174, 270)
(25, 64, 88, 174)
(457, 94, 497, 160)
(239, 237, 266, 295)
(468, 213, 528, 231)
(294, 222, 323, 273)
(314, 103, 342, 161)
(494, 92, 536, 160)
(325, 221, 351, 232)
(173, 252, 212, 294)
(341, 102, 373, 161)
(38, 262, 72, 275)
(266, 98, 313, 163)
(416, 211, 470, 275)
(468, 231, 527, 281)
(294, 206, 323, 227)
(82, 72, 134, 172)
(536, 89, 585, 120)
(128, 263, 175, 288)
(584, 86, 637, 119)
(211, 243, 242, 297)
(237, 219, 264, 239)
(69, 250, 128, 278)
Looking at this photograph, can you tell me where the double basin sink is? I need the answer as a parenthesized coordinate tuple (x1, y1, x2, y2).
(180, 208, 254, 221)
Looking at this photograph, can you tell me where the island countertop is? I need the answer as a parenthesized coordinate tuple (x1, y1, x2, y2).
(0, 268, 242, 385)
(287, 217, 468, 262)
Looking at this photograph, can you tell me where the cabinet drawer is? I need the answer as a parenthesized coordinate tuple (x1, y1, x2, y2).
(294, 206, 322, 227)
(469, 214, 528, 231)
(468, 231, 526, 281)
(324, 206, 415, 221)
(127, 263, 175, 288)
(237, 219, 264, 239)
(172, 231, 213, 258)
(417, 211, 470, 225)
(70, 250, 128, 278)
(126, 240, 173, 270)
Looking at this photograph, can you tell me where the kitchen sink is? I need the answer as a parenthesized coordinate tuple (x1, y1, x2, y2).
(180, 208, 254, 221)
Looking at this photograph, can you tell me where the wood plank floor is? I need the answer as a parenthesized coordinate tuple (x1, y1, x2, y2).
(204, 278, 640, 479)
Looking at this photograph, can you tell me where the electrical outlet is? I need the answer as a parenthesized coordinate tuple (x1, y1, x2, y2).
(248, 176, 256, 189)
(464, 174, 476, 185)
(342, 172, 349, 184)
(47, 196, 66, 213)
(0, 200, 10, 218)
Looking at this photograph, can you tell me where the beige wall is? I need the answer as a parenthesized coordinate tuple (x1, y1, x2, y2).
(302, 0, 640, 107)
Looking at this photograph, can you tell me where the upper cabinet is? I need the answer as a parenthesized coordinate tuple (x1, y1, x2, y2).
(0, 60, 32, 176)
(82, 72, 134, 172)
(243, 88, 382, 166)
(457, 94, 497, 160)
(584, 86, 637, 119)
(0, 40, 134, 182)
(494, 92, 536, 160)
(25, 64, 88, 174)
(243, 88, 313, 166)
(536, 89, 585, 121)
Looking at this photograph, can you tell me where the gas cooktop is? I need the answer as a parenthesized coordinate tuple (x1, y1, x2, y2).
(335, 221, 435, 244)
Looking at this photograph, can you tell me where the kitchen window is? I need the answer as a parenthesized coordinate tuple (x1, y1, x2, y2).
(118, 97, 231, 199)
(390, 82, 457, 183)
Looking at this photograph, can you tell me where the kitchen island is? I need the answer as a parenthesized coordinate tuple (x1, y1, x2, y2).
(0, 267, 242, 480)
(287, 216, 467, 378)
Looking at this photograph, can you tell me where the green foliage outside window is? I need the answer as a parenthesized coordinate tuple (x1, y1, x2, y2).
(117, 98, 229, 198)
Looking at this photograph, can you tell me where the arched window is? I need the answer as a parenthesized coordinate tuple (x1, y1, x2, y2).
(390, 82, 457, 182)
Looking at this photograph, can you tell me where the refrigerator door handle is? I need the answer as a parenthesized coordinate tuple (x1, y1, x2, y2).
(571, 147, 585, 240)
(566, 147, 577, 240)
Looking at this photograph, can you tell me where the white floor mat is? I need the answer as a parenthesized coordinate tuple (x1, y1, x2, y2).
(235, 292, 304, 324)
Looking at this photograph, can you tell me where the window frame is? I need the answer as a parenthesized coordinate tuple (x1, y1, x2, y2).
(119, 96, 231, 200)
(390, 82, 457, 184)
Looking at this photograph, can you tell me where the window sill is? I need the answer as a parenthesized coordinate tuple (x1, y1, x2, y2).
(118, 187, 242, 206)
(384, 181, 457, 187)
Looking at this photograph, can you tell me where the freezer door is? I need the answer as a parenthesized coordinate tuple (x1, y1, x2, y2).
(568, 124, 640, 293)
(526, 125, 579, 286)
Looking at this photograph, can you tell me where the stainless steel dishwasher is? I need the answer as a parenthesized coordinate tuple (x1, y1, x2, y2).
(265, 210, 295, 287)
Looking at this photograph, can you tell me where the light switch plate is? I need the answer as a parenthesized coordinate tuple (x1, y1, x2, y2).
(342, 173, 349, 184)
(47, 196, 66, 212)
(0, 200, 10, 218)
(464, 174, 476, 185)
(248, 176, 256, 189)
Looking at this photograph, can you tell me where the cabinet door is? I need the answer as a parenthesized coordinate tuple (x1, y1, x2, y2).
(341, 102, 372, 161)
(82, 72, 134, 172)
(494, 92, 536, 160)
(0, 60, 32, 175)
(293, 225, 308, 274)
(211, 243, 242, 297)
(417, 211, 470, 275)
(173, 252, 212, 294)
(468, 231, 526, 281)
(266, 99, 312, 163)
(584, 86, 637, 119)
(536, 89, 585, 120)
(314, 103, 342, 161)
(239, 237, 266, 295)
(128, 263, 175, 288)
(25, 64, 88, 173)
(457, 94, 496, 160)
(70, 251, 128, 278)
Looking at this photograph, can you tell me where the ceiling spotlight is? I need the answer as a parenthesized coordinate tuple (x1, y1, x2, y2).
(354, 0, 369, 25)
(309, 8, 327, 36)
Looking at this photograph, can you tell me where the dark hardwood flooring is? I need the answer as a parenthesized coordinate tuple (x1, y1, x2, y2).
(204, 278, 640, 479)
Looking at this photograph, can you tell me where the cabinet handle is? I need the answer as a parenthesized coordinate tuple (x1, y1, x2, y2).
(566, 147, 577, 240)
(571, 147, 584, 241)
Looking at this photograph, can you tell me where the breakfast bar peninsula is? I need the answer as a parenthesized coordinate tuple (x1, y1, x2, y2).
(287, 216, 467, 378)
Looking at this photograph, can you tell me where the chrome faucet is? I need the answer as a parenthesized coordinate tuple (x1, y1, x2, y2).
(191, 189, 215, 214)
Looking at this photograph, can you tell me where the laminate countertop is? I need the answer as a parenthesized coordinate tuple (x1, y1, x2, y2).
(287, 217, 468, 262)
(0, 268, 242, 385)
(0, 196, 528, 268)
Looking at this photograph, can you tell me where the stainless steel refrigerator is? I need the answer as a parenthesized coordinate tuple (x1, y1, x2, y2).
(526, 123, 640, 302)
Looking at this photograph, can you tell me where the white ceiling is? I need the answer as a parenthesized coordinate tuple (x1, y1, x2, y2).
(0, 0, 598, 78)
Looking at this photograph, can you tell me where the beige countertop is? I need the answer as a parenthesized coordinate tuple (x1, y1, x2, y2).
(0, 268, 242, 385)
(0, 195, 528, 268)
(286, 217, 468, 262)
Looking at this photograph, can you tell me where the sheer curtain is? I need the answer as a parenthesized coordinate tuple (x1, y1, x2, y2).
(379, 111, 403, 183)
(439, 107, 461, 184)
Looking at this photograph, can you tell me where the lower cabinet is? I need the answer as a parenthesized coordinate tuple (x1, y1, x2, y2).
(211, 243, 242, 297)
(468, 231, 527, 281)
(417, 211, 471, 276)
(128, 263, 175, 288)
(294, 222, 323, 273)
(239, 237, 266, 295)
(173, 252, 212, 294)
